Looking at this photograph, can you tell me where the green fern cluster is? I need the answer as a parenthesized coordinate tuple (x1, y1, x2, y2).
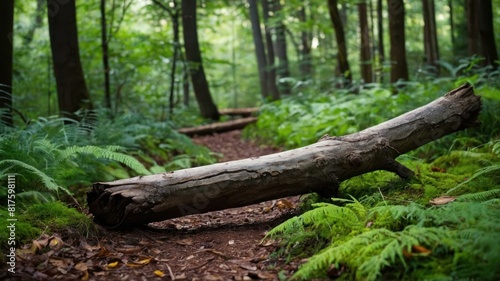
(267, 195, 500, 280)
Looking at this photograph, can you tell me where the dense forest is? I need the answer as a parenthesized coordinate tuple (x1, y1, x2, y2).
(1, 0, 499, 280)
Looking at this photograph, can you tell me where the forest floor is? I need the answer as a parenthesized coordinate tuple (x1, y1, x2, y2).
(8, 130, 309, 281)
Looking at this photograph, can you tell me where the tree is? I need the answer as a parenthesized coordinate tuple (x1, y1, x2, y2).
(477, 0, 498, 67)
(387, 0, 409, 83)
(248, 0, 273, 100)
(358, 0, 373, 83)
(422, 0, 440, 75)
(261, 0, 280, 100)
(297, 5, 312, 79)
(466, 0, 479, 56)
(88, 84, 481, 227)
(327, 0, 352, 85)
(376, 0, 385, 82)
(181, 0, 219, 120)
(47, 0, 93, 120)
(270, 0, 291, 95)
(100, 0, 111, 109)
(0, 0, 14, 126)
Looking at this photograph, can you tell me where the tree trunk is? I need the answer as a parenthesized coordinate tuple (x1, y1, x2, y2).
(181, 0, 219, 120)
(261, 0, 280, 100)
(358, 1, 373, 83)
(466, 0, 479, 56)
(327, 0, 352, 85)
(47, 0, 93, 120)
(297, 6, 312, 79)
(271, 0, 291, 96)
(0, 0, 14, 126)
(422, 0, 440, 75)
(387, 0, 409, 83)
(477, 0, 498, 67)
(101, 0, 112, 109)
(177, 117, 257, 137)
(376, 0, 385, 83)
(88, 84, 481, 227)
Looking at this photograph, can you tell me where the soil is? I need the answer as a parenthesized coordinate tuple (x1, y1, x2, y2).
(4, 130, 307, 281)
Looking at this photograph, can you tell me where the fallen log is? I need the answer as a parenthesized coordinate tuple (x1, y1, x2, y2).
(177, 116, 257, 136)
(88, 84, 481, 227)
(219, 107, 259, 117)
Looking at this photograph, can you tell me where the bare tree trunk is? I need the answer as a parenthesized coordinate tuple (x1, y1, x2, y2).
(0, 0, 14, 126)
(376, 0, 385, 83)
(387, 0, 409, 83)
(248, 0, 272, 100)
(181, 0, 219, 120)
(101, 0, 112, 109)
(297, 6, 312, 79)
(271, 0, 291, 95)
(88, 84, 481, 227)
(478, 0, 498, 67)
(358, 1, 373, 83)
(47, 0, 93, 120)
(422, 0, 440, 75)
(261, 0, 280, 100)
(327, 0, 352, 85)
(466, 0, 479, 56)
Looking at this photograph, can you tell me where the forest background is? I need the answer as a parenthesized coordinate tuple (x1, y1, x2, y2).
(1, 0, 500, 280)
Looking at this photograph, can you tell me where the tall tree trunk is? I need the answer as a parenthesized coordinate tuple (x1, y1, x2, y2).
(0, 0, 14, 126)
(169, 3, 180, 117)
(101, 0, 111, 109)
(422, 0, 440, 75)
(181, 0, 219, 120)
(466, 0, 479, 56)
(376, 0, 385, 83)
(271, 0, 291, 95)
(477, 0, 498, 67)
(387, 0, 409, 83)
(248, 0, 272, 100)
(327, 0, 352, 85)
(358, 1, 373, 83)
(297, 6, 312, 79)
(47, 0, 93, 120)
(261, 0, 280, 100)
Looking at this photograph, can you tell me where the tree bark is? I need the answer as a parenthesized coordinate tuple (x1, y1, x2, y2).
(422, 0, 440, 75)
(358, 1, 373, 83)
(177, 117, 257, 137)
(328, 0, 352, 85)
(248, 0, 272, 100)
(376, 0, 385, 83)
(181, 0, 219, 120)
(297, 6, 312, 79)
(47, 0, 93, 120)
(261, 0, 280, 100)
(387, 0, 409, 83)
(271, 0, 291, 96)
(477, 0, 498, 67)
(88, 84, 481, 227)
(466, 0, 479, 56)
(0, 0, 14, 126)
(100, 0, 111, 109)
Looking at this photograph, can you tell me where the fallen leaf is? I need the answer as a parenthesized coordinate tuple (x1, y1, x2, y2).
(431, 166, 446, 173)
(154, 270, 165, 277)
(228, 240, 235, 245)
(107, 261, 119, 268)
(412, 245, 431, 255)
(176, 238, 194, 246)
(430, 196, 456, 205)
(49, 236, 64, 251)
(75, 262, 88, 272)
(115, 246, 142, 254)
(126, 257, 153, 267)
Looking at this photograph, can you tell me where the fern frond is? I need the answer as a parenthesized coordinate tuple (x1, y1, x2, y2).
(456, 189, 500, 202)
(447, 164, 500, 194)
(0, 159, 69, 194)
(60, 145, 151, 175)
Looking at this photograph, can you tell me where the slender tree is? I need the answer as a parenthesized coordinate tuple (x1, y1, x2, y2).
(47, 0, 93, 120)
(358, 0, 373, 83)
(387, 0, 409, 83)
(422, 0, 440, 74)
(297, 5, 312, 78)
(181, 0, 219, 120)
(101, 0, 111, 109)
(376, 0, 385, 82)
(477, 0, 498, 67)
(466, 0, 479, 56)
(0, 0, 14, 126)
(261, 0, 280, 100)
(270, 0, 291, 95)
(248, 0, 272, 100)
(327, 0, 352, 85)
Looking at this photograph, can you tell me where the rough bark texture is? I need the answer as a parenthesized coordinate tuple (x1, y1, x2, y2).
(219, 107, 258, 117)
(181, 0, 219, 120)
(88, 84, 481, 227)
(422, 0, 440, 74)
(478, 0, 498, 67)
(261, 0, 280, 101)
(248, 0, 271, 100)
(358, 1, 373, 83)
(47, 0, 93, 120)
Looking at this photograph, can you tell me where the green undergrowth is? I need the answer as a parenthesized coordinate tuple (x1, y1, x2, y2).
(267, 140, 500, 280)
(0, 201, 97, 259)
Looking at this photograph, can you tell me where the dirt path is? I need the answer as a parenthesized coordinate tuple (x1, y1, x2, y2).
(6, 131, 304, 281)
